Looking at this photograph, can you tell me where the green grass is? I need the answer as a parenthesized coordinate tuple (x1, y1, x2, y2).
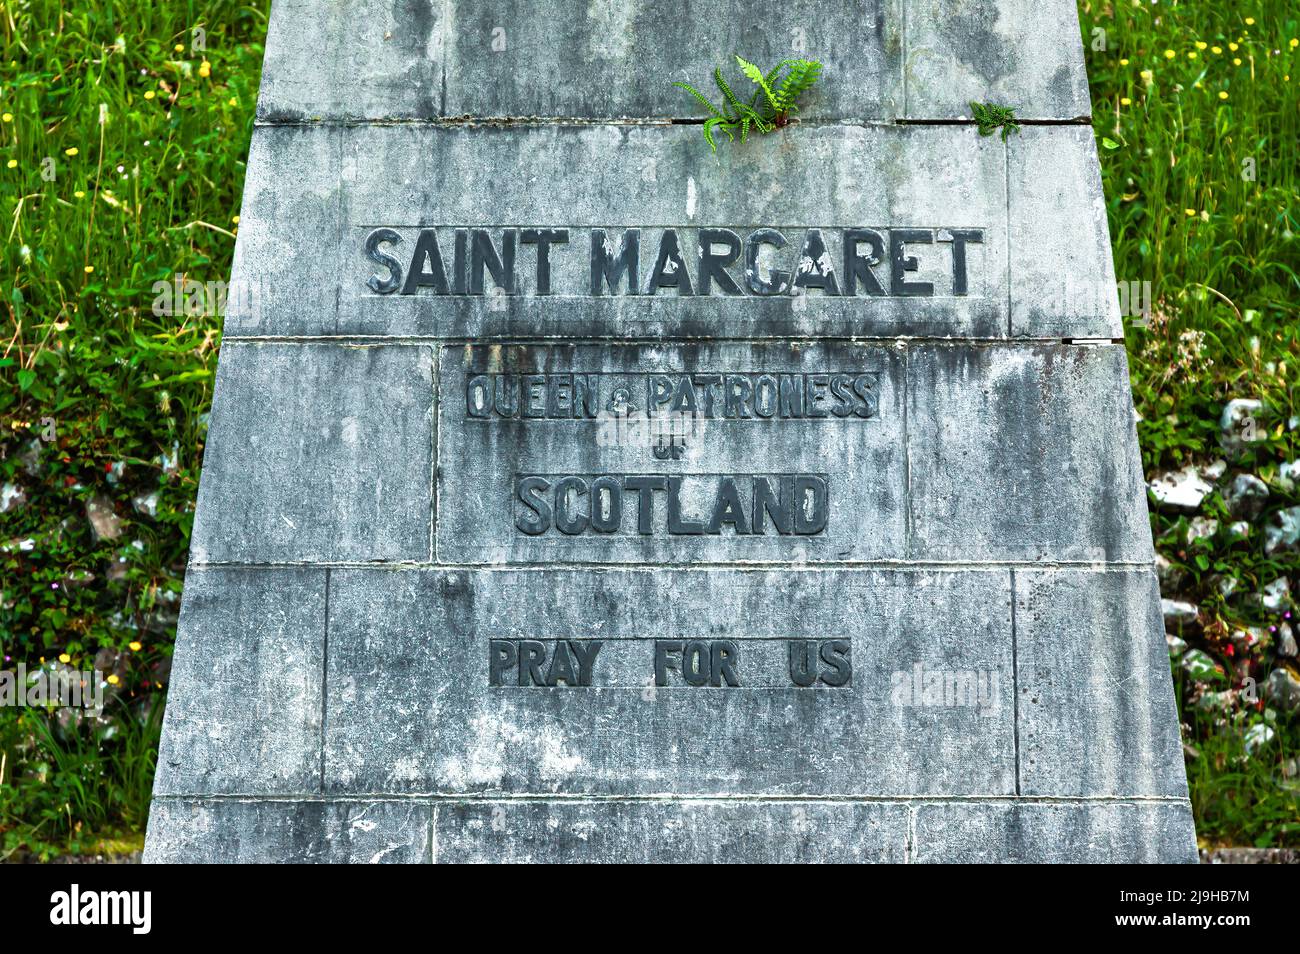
(0, 1, 1296, 856)
(0, 1, 268, 857)
(1082, 1, 1299, 848)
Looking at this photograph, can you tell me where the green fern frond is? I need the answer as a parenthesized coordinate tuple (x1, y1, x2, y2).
(703, 116, 735, 153)
(673, 81, 724, 119)
(714, 68, 744, 117)
(736, 54, 779, 110)
(775, 59, 822, 112)
(674, 52, 824, 151)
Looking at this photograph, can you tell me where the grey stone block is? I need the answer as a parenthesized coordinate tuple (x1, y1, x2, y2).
(230, 123, 1014, 340)
(324, 567, 1015, 796)
(912, 801, 1198, 863)
(906, 343, 1153, 562)
(257, 0, 442, 123)
(143, 799, 430, 863)
(437, 341, 906, 564)
(190, 342, 434, 564)
(154, 568, 325, 795)
(434, 800, 910, 863)
(1009, 126, 1122, 338)
(904, 0, 1091, 120)
(1015, 569, 1188, 797)
(223, 126, 341, 337)
(255, 0, 1090, 123)
(440, 0, 903, 120)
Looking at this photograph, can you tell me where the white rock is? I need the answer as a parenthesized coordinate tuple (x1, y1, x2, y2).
(1278, 623, 1298, 658)
(1244, 722, 1276, 754)
(0, 482, 26, 514)
(1162, 598, 1199, 628)
(1187, 517, 1218, 543)
(132, 492, 160, 518)
(1277, 460, 1299, 492)
(1148, 465, 1212, 511)
(1224, 473, 1268, 519)
(1264, 506, 1300, 554)
(1220, 398, 1265, 455)
(85, 495, 123, 542)
(1261, 577, 1291, 612)
(1265, 668, 1300, 712)
(1166, 633, 1188, 657)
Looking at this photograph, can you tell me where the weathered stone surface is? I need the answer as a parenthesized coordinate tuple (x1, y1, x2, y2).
(219, 121, 1133, 343)
(324, 567, 1015, 796)
(911, 801, 1198, 863)
(255, 0, 1087, 123)
(258, 0, 441, 123)
(155, 568, 324, 795)
(148, 0, 1194, 863)
(906, 344, 1152, 562)
(1014, 569, 1188, 797)
(1008, 127, 1122, 338)
(440, 0, 903, 121)
(437, 341, 906, 563)
(248, 123, 1014, 340)
(434, 800, 910, 863)
(143, 800, 429, 863)
(223, 126, 339, 337)
(190, 342, 434, 564)
(903, 0, 1090, 121)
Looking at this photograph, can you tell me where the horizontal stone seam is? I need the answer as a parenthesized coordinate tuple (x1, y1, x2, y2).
(185, 560, 1159, 572)
(151, 794, 1192, 805)
(218, 335, 1124, 346)
(249, 117, 1093, 129)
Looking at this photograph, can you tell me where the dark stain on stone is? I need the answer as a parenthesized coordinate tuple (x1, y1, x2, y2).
(946, 1, 1018, 85)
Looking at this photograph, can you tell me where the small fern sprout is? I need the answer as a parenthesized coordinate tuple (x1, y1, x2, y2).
(673, 53, 824, 151)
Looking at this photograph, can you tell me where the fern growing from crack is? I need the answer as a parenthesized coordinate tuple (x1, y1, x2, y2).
(674, 54, 823, 152)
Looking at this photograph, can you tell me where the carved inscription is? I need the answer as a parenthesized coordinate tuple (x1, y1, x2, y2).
(487, 639, 853, 688)
(466, 371, 879, 421)
(515, 473, 829, 537)
(365, 226, 984, 298)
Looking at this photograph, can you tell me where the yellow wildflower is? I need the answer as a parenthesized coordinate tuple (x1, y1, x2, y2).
(199, 60, 211, 78)
(1195, 41, 1207, 51)
(1188, 51, 1198, 60)
(174, 43, 184, 53)
(64, 146, 78, 156)
(1164, 49, 1176, 59)
(1245, 17, 1255, 26)
(107, 674, 120, 685)
(1120, 96, 1132, 106)
(1234, 58, 1242, 65)
(74, 190, 85, 198)
(1229, 42, 1239, 51)
(1119, 58, 1130, 66)
(144, 90, 156, 100)
(1140, 69, 1154, 83)
(59, 653, 71, 663)
(84, 265, 94, 273)
(1, 113, 11, 122)
(1184, 208, 1196, 217)
(129, 641, 143, 652)
(5, 159, 15, 168)
(231, 214, 240, 224)
(1218, 91, 1229, 100)
(1212, 46, 1222, 55)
